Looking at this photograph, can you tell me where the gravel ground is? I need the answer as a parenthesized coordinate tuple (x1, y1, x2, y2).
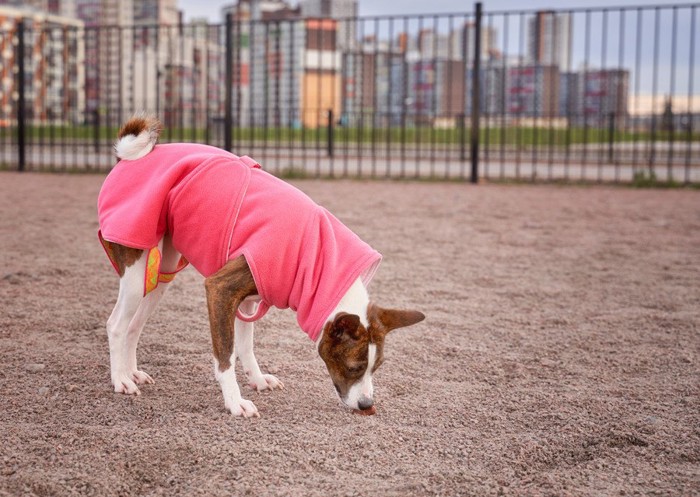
(0, 171, 699, 496)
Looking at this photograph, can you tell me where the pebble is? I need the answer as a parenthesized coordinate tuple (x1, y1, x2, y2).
(38, 387, 50, 396)
(25, 363, 45, 373)
(66, 384, 78, 392)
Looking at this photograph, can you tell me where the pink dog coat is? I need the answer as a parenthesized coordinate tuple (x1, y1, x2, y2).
(98, 143, 381, 341)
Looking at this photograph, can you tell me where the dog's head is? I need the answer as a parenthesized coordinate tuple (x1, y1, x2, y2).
(318, 304, 425, 411)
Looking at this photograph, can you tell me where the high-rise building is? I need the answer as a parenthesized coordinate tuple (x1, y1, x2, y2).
(134, 0, 179, 26)
(0, 0, 74, 17)
(73, 0, 134, 121)
(506, 65, 560, 118)
(451, 22, 497, 63)
(223, 0, 344, 128)
(222, 0, 299, 22)
(527, 11, 571, 69)
(300, 0, 357, 50)
(0, 6, 85, 124)
(562, 69, 629, 126)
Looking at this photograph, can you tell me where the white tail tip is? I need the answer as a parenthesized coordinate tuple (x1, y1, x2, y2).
(114, 114, 161, 161)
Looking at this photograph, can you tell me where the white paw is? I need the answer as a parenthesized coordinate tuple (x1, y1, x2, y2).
(249, 374, 284, 392)
(225, 397, 260, 418)
(132, 370, 154, 385)
(112, 373, 141, 395)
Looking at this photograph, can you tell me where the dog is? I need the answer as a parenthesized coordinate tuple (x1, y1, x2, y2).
(97, 115, 425, 418)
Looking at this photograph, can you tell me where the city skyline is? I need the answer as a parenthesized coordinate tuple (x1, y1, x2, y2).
(178, 0, 688, 22)
(173, 0, 697, 98)
(0, 0, 697, 129)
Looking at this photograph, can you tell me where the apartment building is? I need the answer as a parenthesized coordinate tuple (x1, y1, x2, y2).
(74, 0, 133, 122)
(506, 65, 560, 119)
(527, 11, 571, 69)
(224, 0, 343, 128)
(561, 69, 630, 126)
(0, 6, 85, 125)
(301, 0, 357, 50)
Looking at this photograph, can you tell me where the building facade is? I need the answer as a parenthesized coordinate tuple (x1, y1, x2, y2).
(74, 0, 133, 122)
(0, 6, 85, 125)
(527, 11, 571, 69)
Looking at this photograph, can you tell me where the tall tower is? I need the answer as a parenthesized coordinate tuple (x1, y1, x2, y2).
(74, 0, 134, 120)
(527, 11, 571, 69)
(300, 0, 357, 49)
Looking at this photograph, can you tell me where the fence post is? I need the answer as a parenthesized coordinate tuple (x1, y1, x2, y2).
(327, 109, 334, 158)
(224, 13, 233, 152)
(470, 2, 483, 184)
(16, 18, 26, 172)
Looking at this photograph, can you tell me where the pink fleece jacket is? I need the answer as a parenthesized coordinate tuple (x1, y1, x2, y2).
(98, 143, 381, 341)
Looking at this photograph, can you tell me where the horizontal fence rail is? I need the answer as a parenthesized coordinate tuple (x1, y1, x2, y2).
(0, 3, 698, 183)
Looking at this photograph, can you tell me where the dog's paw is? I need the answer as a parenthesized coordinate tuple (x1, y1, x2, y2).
(112, 374, 141, 395)
(249, 374, 284, 392)
(132, 370, 154, 385)
(225, 397, 260, 418)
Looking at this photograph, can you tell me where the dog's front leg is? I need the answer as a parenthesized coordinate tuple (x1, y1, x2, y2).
(205, 256, 259, 418)
(235, 299, 284, 392)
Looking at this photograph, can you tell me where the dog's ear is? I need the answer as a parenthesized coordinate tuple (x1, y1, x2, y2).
(330, 312, 362, 340)
(370, 305, 425, 335)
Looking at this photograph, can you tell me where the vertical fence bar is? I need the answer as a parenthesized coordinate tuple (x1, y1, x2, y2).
(547, 13, 556, 181)
(249, 18, 256, 154)
(386, 17, 394, 178)
(371, 18, 379, 178)
(224, 13, 233, 152)
(357, 19, 364, 176)
(315, 20, 321, 177)
(470, 2, 482, 184)
(649, 7, 660, 174)
(686, 7, 696, 184)
(416, 15, 423, 178)
(616, 8, 625, 182)
(516, 12, 524, 180)
(483, 14, 492, 178)
(400, 16, 408, 178)
(500, 12, 508, 180)
(564, 11, 573, 181)
(632, 8, 642, 176)
(445, 14, 454, 179)
(263, 20, 270, 164)
(668, 6, 678, 181)
(343, 18, 350, 178)
(232, 18, 239, 149)
(430, 15, 437, 178)
(582, 10, 591, 178)
(598, 10, 608, 182)
(17, 19, 26, 172)
(290, 19, 297, 171)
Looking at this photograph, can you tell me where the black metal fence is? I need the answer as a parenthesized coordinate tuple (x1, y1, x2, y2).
(1, 3, 698, 183)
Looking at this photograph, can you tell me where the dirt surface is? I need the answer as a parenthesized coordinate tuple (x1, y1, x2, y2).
(1, 171, 699, 496)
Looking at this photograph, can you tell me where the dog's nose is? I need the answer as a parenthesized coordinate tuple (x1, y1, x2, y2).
(357, 395, 374, 410)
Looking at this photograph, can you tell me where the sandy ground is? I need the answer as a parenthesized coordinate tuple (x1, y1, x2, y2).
(0, 171, 699, 496)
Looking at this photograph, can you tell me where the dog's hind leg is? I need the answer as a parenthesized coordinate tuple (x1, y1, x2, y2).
(106, 246, 147, 395)
(123, 236, 181, 386)
(205, 256, 259, 417)
(235, 299, 284, 393)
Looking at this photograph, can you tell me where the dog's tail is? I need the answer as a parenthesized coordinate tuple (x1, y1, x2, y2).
(114, 113, 161, 161)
